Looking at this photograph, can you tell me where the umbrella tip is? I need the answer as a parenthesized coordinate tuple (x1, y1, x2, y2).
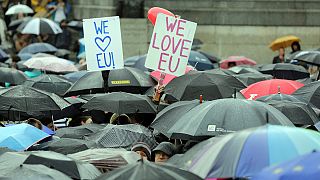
(200, 95, 203, 103)
(277, 86, 281, 94)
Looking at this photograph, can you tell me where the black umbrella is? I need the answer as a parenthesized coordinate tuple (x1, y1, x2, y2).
(164, 70, 246, 102)
(95, 159, 202, 180)
(37, 138, 97, 155)
(55, 123, 105, 139)
(0, 151, 101, 179)
(82, 92, 157, 115)
(290, 51, 320, 66)
(198, 51, 220, 64)
(0, 85, 70, 112)
(292, 81, 320, 109)
(0, 67, 27, 85)
(163, 99, 294, 140)
(107, 67, 155, 94)
(124, 55, 149, 73)
(264, 101, 319, 125)
(259, 63, 309, 80)
(19, 43, 58, 55)
(226, 66, 261, 75)
(257, 93, 304, 102)
(0, 48, 9, 62)
(87, 124, 157, 149)
(23, 74, 73, 96)
(0, 164, 71, 180)
(233, 72, 273, 86)
(150, 100, 202, 138)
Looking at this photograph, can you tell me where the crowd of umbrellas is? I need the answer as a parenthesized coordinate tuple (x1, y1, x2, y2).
(0, 3, 320, 180)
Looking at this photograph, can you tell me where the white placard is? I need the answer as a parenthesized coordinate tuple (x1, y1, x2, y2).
(145, 13, 197, 76)
(83, 16, 124, 71)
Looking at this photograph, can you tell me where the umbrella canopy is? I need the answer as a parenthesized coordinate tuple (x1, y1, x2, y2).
(8, 17, 32, 30)
(96, 159, 203, 180)
(252, 151, 320, 180)
(63, 71, 87, 82)
(187, 51, 215, 70)
(0, 164, 71, 180)
(0, 67, 27, 85)
(68, 148, 140, 173)
(162, 99, 293, 140)
(19, 43, 58, 55)
(23, 74, 73, 96)
(233, 72, 273, 86)
(82, 92, 157, 115)
(38, 138, 96, 155)
(0, 85, 70, 112)
(269, 35, 300, 51)
(150, 66, 195, 85)
(23, 57, 78, 73)
(259, 63, 309, 80)
(19, 18, 62, 35)
(164, 70, 246, 102)
(292, 81, 320, 109)
(240, 79, 304, 100)
(169, 125, 320, 179)
(151, 100, 208, 138)
(257, 93, 304, 102)
(0, 124, 49, 151)
(219, 56, 257, 69)
(87, 124, 157, 149)
(290, 51, 320, 66)
(0, 48, 9, 62)
(226, 66, 261, 75)
(124, 55, 149, 72)
(0, 151, 101, 179)
(55, 123, 105, 139)
(5, 4, 34, 15)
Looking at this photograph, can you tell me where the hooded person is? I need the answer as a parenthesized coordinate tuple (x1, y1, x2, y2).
(152, 142, 177, 163)
(131, 142, 152, 161)
(290, 41, 301, 54)
(109, 113, 131, 125)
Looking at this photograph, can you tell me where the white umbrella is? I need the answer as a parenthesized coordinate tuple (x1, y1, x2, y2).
(20, 18, 62, 35)
(5, 4, 34, 15)
(24, 57, 78, 73)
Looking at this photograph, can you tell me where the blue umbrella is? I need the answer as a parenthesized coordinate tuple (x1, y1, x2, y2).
(188, 51, 214, 70)
(0, 124, 49, 151)
(252, 151, 320, 180)
(18, 43, 57, 55)
(63, 70, 87, 82)
(4, 124, 54, 135)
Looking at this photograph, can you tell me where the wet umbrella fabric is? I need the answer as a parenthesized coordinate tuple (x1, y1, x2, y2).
(55, 123, 105, 139)
(0, 164, 71, 180)
(124, 55, 149, 72)
(187, 51, 214, 70)
(63, 71, 87, 82)
(23, 74, 73, 96)
(19, 18, 62, 35)
(240, 79, 304, 100)
(169, 125, 320, 179)
(0, 85, 70, 112)
(82, 92, 157, 115)
(164, 99, 293, 140)
(87, 124, 157, 149)
(289, 51, 320, 66)
(23, 57, 78, 73)
(220, 56, 257, 69)
(233, 72, 273, 86)
(292, 81, 320, 109)
(0, 124, 49, 151)
(252, 151, 320, 180)
(19, 43, 57, 55)
(259, 63, 309, 80)
(0, 151, 101, 179)
(0, 48, 9, 62)
(96, 159, 203, 180)
(5, 4, 34, 15)
(226, 66, 261, 75)
(0, 67, 27, 85)
(68, 148, 140, 173)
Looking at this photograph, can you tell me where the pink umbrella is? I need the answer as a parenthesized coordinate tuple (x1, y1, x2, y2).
(150, 66, 195, 85)
(220, 56, 257, 69)
(24, 57, 78, 73)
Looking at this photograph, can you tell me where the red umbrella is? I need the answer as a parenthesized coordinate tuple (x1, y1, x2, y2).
(240, 79, 304, 100)
(150, 66, 195, 85)
(220, 56, 257, 69)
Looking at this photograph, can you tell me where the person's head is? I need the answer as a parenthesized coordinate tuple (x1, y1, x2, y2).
(279, 47, 285, 56)
(69, 116, 93, 127)
(291, 41, 301, 52)
(228, 62, 236, 68)
(60, 19, 68, 28)
(110, 113, 131, 125)
(153, 142, 177, 163)
(131, 142, 152, 160)
(27, 118, 42, 130)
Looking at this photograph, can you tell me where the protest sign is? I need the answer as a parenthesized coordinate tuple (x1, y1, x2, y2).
(83, 16, 124, 71)
(145, 13, 197, 76)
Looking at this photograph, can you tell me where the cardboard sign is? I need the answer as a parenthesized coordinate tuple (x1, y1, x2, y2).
(83, 16, 124, 71)
(145, 13, 197, 76)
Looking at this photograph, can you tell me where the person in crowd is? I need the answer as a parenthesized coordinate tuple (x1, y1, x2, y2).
(272, 47, 285, 64)
(290, 41, 301, 54)
(55, 19, 71, 50)
(228, 61, 236, 68)
(131, 142, 152, 161)
(109, 113, 132, 125)
(26, 118, 43, 130)
(153, 142, 177, 163)
(68, 116, 93, 127)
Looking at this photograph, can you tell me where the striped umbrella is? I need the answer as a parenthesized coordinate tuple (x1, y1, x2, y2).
(5, 4, 34, 15)
(169, 125, 320, 179)
(19, 18, 62, 35)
